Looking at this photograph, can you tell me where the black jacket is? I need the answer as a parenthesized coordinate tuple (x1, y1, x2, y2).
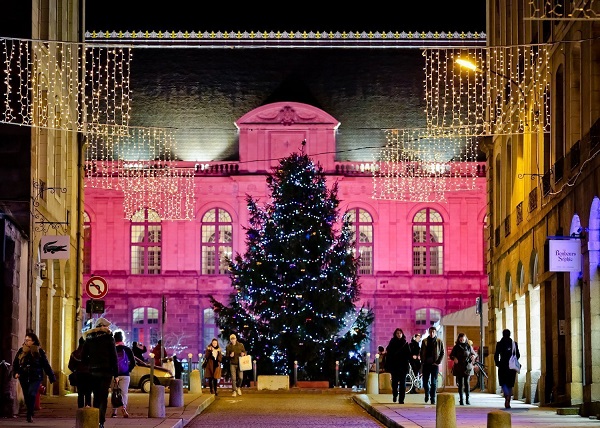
(12, 346, 55, 383)
(385, 336, 410, 374)
(82, 327, 118, 377)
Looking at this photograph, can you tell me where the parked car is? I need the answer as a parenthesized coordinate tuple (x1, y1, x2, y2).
(129, 357, 174, 393)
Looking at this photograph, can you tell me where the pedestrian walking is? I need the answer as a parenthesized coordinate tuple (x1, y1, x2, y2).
(385, 328, 411, 404)
(420, 326, 444, 405)
(82, 317, 118, 428)
(225, 334, 246, 397)
(110, 331, 135, 418)
(408, 333, 422, 394)
(449, 332, 477, 405)
(11, 331, 56, 423)
(203, 338, 223, 395)
(68, 337, 92, 408)
(495, 328, 520, 408)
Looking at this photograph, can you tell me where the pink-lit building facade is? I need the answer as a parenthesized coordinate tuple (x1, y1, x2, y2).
(82, 102, 488, 362)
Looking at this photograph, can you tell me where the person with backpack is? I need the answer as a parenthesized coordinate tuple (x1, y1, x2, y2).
(111, 331, 135, 418)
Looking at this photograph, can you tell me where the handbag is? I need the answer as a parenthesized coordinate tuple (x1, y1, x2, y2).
(111, 380, 124, 408)
(238, 355, 252, 371)
(68, 372, 78, 386)
(508, 341, 521, 374)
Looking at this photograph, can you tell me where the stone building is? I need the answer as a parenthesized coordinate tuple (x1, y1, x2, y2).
(486, 0, 600, 411)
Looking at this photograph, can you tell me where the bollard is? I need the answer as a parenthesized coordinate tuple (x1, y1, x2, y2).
(168, 379, 184, 407)
(189, 369, 202, 394)
(365, 353, 370, 389)
(293, 361, 298, 387)
(435, 393, 457, 428)
(148, 385, 166, 418)
(487, 410, 511, 428)
(34, 384, 45, 410)
(187, 353, 193, 390)
(253, 359, 257, 385)
(76, 407, 99, 428)
(366, 372, 379, 394)
(149, 353, 155, 391)
(335, 361, 339, 387)
(378, 372, 392, 394)
(375, 353, 380, 374)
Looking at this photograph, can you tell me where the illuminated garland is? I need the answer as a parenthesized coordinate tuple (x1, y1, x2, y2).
(1, 37, 132, 130)
(526, 0, 600, 20)
(424, 45, 551, 136)
(84, 124, 196, 220)
(373, 128, 479, 203)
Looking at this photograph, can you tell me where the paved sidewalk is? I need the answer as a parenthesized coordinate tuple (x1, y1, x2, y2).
(0, 391, 213, 428)
(354, 392, 600, 428)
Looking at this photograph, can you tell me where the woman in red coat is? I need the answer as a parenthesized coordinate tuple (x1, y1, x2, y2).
(203, 338, 223, 395)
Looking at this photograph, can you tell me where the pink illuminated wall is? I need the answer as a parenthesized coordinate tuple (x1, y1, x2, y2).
(83, 102, 488, 361)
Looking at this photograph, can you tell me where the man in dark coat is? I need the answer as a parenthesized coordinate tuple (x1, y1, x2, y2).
(385, 328, 411, 404)
(83, 318, 118, 428)
(420, 326, 445, 405)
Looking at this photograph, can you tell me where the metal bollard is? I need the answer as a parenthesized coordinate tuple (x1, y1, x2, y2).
(365, 353, 370, 389)
(253, 359, 257, 384)
(187, 353, 193, 390)
(293, 361, 298, 387)
(149, 353, 155, 391)
(375, 353, 379, 374)
(335, 361, 339, 387)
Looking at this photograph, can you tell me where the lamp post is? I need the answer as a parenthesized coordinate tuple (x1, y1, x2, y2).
(456, 58, 526, 100)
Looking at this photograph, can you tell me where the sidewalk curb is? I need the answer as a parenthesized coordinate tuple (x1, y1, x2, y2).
(353, 394, 401, 428)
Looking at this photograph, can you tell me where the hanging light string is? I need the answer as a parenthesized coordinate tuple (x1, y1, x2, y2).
(372, 127, 479, 203)
(1, 36, 132, 131)
(423, 44, 551, 136)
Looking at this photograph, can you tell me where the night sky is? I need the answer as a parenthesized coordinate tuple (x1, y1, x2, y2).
(85, 1, 487, 34)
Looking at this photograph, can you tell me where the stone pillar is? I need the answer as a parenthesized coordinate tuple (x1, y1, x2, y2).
(75, 407, 98, 428)
(189, 369, 202, 394)
(168, 379, 184, 407)
(487, 410, 511, 427)
(378, 373, 392, 394)
(148, 385, 165, 418)
(435, 392, 456, 428)
(366, 372, 379, 394)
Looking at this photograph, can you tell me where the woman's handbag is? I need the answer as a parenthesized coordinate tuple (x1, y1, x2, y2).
(508, 341, 521, 374)
(68, 372, 78, 386)
(238, 355, 252, 371)
(111, 380, 124, 408)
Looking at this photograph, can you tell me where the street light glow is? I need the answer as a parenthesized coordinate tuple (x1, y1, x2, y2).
(456, 58, 478, 71)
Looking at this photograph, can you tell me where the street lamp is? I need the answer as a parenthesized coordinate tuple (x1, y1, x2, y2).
(456, 57, 526, 100)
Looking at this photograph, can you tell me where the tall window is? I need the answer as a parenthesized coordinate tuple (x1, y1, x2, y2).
(345, 208, 373, 275)
(415, 308, 442, 327)
(202, 308, 222, 349)
(132, 307, 159, 345)
(412, 208, 444, 275)
(201, 208, 232, 275)
(83, 211, 91, 274)
(131, 208, 162, 275)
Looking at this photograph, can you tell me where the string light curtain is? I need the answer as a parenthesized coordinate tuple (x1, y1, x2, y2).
(373, 128, 479, 203)
(1, 36, 132, 130)
(84, 125, 196, 220)
(423, 45, 551, 136)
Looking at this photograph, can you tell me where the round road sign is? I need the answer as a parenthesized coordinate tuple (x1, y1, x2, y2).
(85, 276, 108, 299)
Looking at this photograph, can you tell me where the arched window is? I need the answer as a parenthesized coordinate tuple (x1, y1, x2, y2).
(345, 208, 373, 275)
(131, 208, 162, 275)
(415, 308, 442, 328)
(83, 211, 91, 274)
(132, 307, 159, 345)
(201, 208, 233, 275)
(412, 208, 444, 275)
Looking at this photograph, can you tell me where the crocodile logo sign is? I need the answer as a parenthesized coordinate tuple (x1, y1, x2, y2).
(41, 236, 70, 259)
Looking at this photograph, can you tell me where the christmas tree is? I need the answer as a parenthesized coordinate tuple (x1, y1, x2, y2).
(210, 147, 373, 386)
